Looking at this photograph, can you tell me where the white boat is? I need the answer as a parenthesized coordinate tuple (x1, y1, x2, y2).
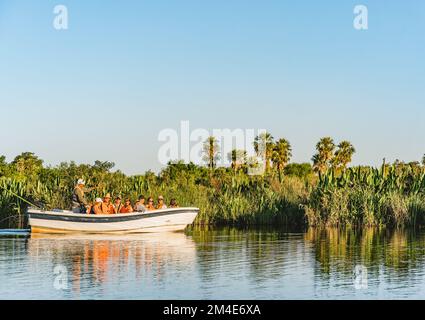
(27, 207, 199, 234)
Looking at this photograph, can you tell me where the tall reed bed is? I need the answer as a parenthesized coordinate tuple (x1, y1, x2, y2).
(205, 174, 309, 226)
(0, 178, 28, 228)
(305, 164, 425, 227)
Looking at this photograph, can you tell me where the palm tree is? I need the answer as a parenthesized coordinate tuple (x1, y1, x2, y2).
(312, 137, 335, 174)
(272, 138, 292, 181)
(253, 132, 274, 172)
(202, 136, 220, 169)
(246, 156, 261, 174)
(227, 149, 247, 172)
(422, 154, 425, 167)
(332, 141, 356, 171)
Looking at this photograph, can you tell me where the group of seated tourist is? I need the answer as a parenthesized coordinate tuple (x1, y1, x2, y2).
(88, 194, 179, 215)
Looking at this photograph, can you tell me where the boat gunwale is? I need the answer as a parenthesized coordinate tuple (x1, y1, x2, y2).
(27, 207, 199, 223)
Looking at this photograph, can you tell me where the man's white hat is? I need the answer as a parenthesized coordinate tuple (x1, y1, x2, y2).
(77, 179, 85, 185)
(95, 198, 102, 203)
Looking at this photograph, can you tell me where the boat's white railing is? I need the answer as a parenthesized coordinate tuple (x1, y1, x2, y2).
(27, 207, 200, 218)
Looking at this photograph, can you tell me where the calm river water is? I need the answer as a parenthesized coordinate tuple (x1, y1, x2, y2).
(1, 227, 425, 299)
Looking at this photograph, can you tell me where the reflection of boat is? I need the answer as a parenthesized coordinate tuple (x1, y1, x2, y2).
(29, 231, 196, 248)
(27, 207, 199, 234)
(30, 231, 190, 241)
(27, 232, 197, 296)
(29, 232, 197, 260)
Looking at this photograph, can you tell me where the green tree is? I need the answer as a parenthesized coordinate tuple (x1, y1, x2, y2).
(93, 160, 115, 172)
(246, 156, 260, 172)
(312, 137, 335, 174)
(272, 138, 292, 181)
(254, 132, 275, 172)
(11, 152, 43, 176)
(0, 156, 8, 176)
(284, 163, 313, 178)
(227, 149, 247, 172)
(332, 141, 356, 171)
(202, 136, 220, 169)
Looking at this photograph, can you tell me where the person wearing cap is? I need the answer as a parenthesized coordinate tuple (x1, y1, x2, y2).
(113, 196, 123, 214)
(101, 193, 115, 214)
(72, 179, 94, 213)
(90, 198, 104, 214)
(156, 195, 167, 210)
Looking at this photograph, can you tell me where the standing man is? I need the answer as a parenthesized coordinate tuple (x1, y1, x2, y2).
(72, 179, 93, 213)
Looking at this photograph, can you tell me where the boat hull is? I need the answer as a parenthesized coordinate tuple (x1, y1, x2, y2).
(28, 207, 199, 234)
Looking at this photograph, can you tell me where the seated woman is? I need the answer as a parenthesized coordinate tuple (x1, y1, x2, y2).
(156, 195, 167, 210)
(90, 198, 103, 214)
(146, 196, 156, 211)
(119, 198, 134, 213)
(169, 198, 179, 208)
(134, 195, 147, 212)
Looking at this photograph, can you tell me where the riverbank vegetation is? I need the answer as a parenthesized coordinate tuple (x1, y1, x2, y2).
(1, 135, 425, 228)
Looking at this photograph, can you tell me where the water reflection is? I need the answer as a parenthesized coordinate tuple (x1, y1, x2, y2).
(1, 227, 425, 299)
(304, 227, 425, 297)
(189, 227, 425, 299)
(192, 227, 307, 282)
(24, 232, 197, 299)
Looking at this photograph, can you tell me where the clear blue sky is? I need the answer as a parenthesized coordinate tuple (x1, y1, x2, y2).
(1, 0, 424, 175)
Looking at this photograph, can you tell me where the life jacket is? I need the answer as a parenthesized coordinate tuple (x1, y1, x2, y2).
(101, 202, 114, 214)
(146, 204, 156, 211)
(156, 204, 167, 210)
(120, 206, 132, 214)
